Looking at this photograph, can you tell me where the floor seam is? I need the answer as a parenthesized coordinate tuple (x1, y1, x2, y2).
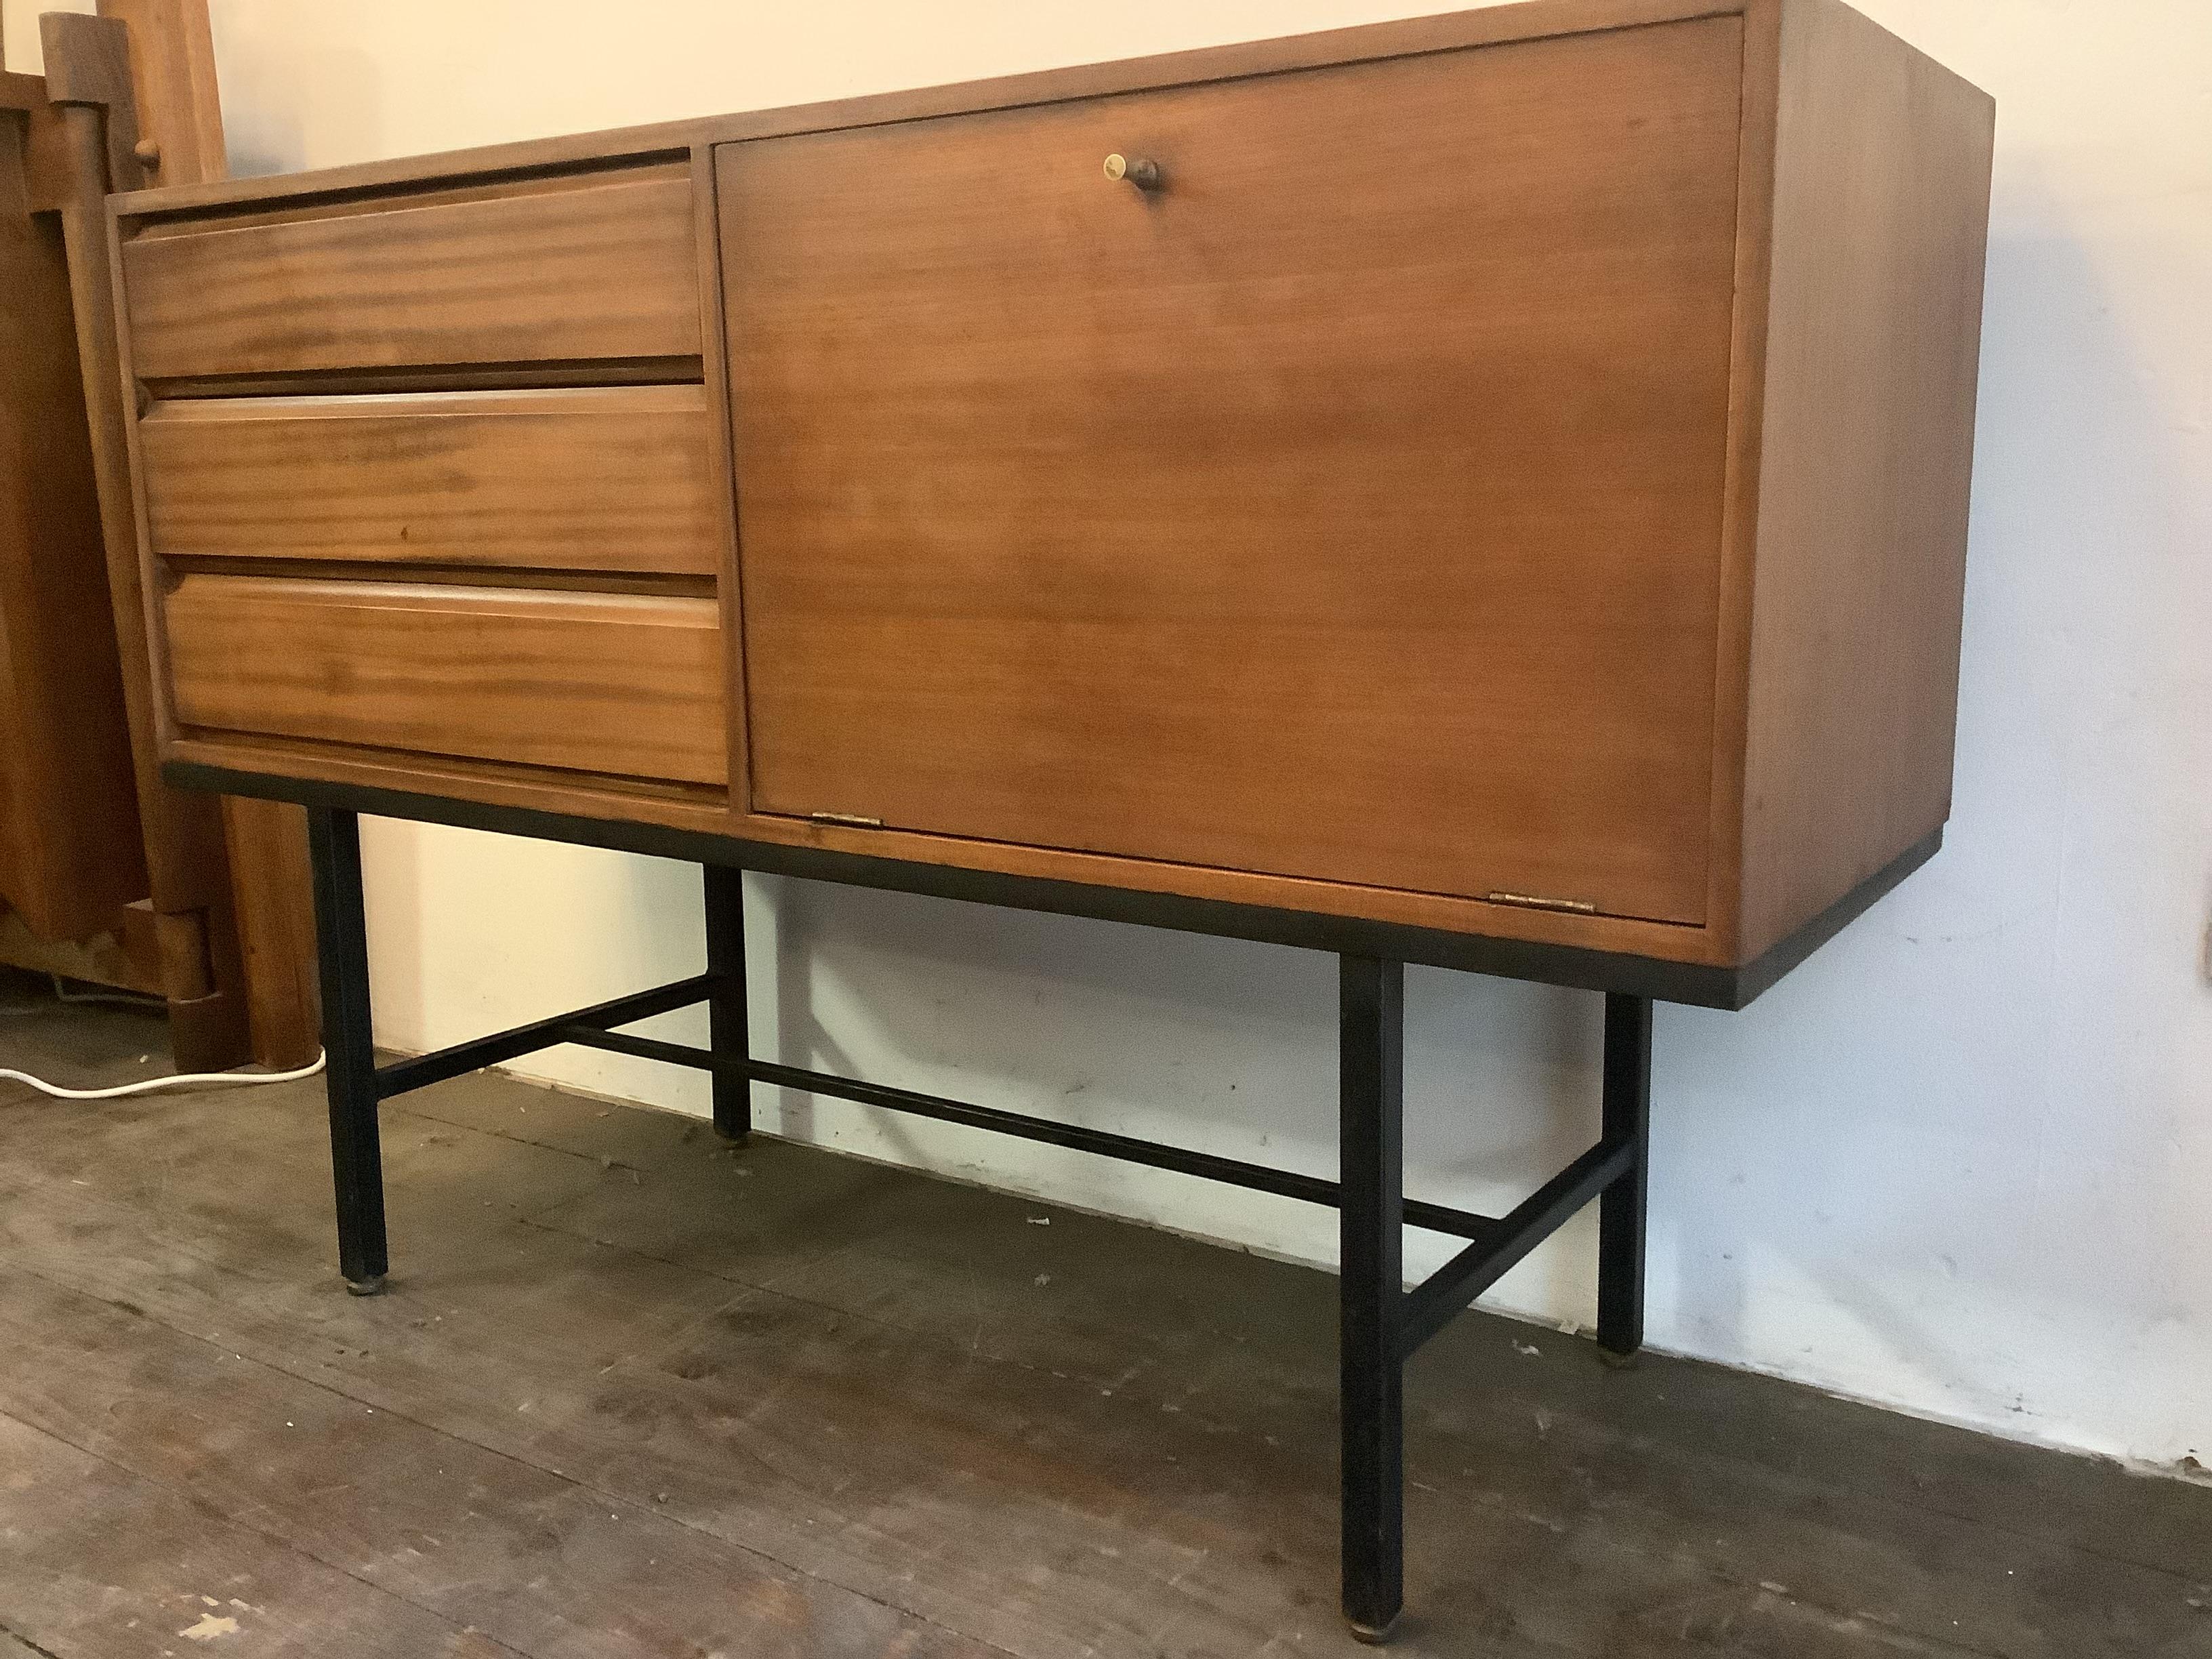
(0, 1614, 68, 1659)
(0, 1399, 531, 1659)
(15, 1155, 2209, 1607)
(1535, 1417, 2212, 1593)
(6, 1058, 2208, 1656)
(491, 1223, 2082, 1656)
(1694, 1568, 2016, 1659)
(384, 1094, 666, 1176)
(5, 1263, 1025, 1659)
(455, 1099, 2212, 1589)
(504, 1210, 1273, 1440)
(504, 1209, 2212, 1599)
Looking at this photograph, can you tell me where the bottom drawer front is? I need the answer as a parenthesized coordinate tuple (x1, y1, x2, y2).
(165, 575, 726, 786)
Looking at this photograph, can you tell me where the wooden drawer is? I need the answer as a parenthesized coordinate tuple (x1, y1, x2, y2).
(121, 161, 701, 385)
(140, 387, 718, 577)
(163, 575, 726, 787)
(722, 18, 1741, 924)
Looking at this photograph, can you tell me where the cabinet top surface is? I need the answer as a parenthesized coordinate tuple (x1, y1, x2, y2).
(105, 0, 1938, 223)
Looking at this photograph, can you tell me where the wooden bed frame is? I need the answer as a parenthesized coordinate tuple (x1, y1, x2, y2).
(0, 0, 314, 1067)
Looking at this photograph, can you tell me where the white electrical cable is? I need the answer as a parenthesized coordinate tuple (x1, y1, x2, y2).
(1, 977, 325, 1098)
(0, 1050, 326, 1101)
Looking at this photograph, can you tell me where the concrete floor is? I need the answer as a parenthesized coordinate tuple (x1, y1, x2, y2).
(1, 971, 2208, 1658)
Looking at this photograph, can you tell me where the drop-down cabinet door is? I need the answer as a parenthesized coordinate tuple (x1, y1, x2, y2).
(720, 16, 1743, 926)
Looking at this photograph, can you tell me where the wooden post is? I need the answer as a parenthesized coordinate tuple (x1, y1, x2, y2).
(96, 0, 225, 184)
(39, 10, 251, 1069)
(34, 2, 323, 1069)
(0, 56, 150, 976)
(98, 0, 323, 1069)
(220, 800, 322, 1067)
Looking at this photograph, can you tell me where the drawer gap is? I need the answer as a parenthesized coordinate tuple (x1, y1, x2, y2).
(141, 356, 705, 401)
(126, 151, 695, 236)
(158, 557, 716, 600)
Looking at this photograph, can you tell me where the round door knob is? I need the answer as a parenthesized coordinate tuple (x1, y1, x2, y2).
(1103, 152, 1162, 191)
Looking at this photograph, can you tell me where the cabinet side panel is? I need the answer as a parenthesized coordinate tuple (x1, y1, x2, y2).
(1738, 0, 1994, 959)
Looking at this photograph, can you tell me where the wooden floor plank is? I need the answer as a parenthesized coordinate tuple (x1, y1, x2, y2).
(422, 1077, 2212, 1598)
(0, 1106, 1738, 1654)
(0, 1275, 995, 1659)
(1, 981, 2208, 1657)
(0, 1410, 489, 1658)
(5, 1126, 2200, 1658)
(320, 1082, 2212, 1615)
(506, 1090, 2212, 1657)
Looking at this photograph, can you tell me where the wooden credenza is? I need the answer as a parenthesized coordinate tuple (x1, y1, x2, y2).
(100, 0, 1993, 1635)
(111, 0, 1992, 990)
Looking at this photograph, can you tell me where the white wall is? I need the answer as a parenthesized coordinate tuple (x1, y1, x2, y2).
(14, 0, 2202, 1471)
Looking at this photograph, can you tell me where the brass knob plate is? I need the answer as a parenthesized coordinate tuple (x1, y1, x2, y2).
(1103, 152, 1162, 191)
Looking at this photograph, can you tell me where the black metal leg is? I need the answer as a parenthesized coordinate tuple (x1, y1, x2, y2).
(1596, 993, 1652, 1359)
(704, 864, 749, 1142)
(283, 819, 1646, 1633)
(306, 806, 387, 1295)
(1339, 955, 1405, 1642)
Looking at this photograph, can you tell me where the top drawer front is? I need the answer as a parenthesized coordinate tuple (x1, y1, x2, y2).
(121, 161, 702, 385)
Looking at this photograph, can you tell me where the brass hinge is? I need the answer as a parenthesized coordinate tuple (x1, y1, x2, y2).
(807, 811, 885, 829)
(1486, 890, 1597, 916)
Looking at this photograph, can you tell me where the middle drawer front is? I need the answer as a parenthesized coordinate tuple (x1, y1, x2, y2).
(140, 387, 719, 577)
(164, 576, 727, 787)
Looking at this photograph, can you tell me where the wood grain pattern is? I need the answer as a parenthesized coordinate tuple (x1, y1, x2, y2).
(96, 0, 227, 186)
(7, 1045, 2208, 1656)
(0, 125, 146, 943)
(38, 12, 150, 198)
(725, 20, 1742, 925)
(47, 48, 251, 1065)
(141, 386, 720, 576)
(164, 575, 728, 787)
(220, 796, 321, 1065)
(121, 161, 701, 383)
(1734, 0, 1994, 958)
(102, 0, 326, 1067)
(0, 901, 163, 993)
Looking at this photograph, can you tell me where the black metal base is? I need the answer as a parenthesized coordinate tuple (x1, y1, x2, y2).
(704, 863, 750, 1143)
(182, 759, 1941, 1012)
(301, 802, 1656, 1639)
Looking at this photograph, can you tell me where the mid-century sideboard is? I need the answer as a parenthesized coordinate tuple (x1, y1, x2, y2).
(98, 0, 1994, 1636)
